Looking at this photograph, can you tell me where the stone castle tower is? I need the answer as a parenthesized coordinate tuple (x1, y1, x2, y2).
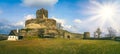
(9, 8, 83, 38)
(25, 8, 57, 29)
(10, 8, 58, 37)
(36, 8, 48, 19)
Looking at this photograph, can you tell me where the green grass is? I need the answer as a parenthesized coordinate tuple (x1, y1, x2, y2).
(0, 39, 120, 54)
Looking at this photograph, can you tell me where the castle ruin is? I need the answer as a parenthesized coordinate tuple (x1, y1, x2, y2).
(9, 8, 83, 38)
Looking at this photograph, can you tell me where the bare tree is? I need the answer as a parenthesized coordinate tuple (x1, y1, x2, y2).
(107, 27, 116, 38)
(57, 23, 63, 30)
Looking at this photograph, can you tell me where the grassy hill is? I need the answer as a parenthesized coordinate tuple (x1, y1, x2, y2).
(0, 39, 120, 54)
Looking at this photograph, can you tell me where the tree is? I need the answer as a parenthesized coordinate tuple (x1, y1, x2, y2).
(95, 28, 102, 38)
(107, 27, 116, 38)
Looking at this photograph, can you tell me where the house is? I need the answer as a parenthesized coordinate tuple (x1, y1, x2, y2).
(7, 36, 18, 41)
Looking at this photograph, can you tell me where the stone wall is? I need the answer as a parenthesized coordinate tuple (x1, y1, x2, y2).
(9, 8, 83, 38)
(56, 30, 83, 39)
(36, 8, 48, 19)
(83, 32, 90, 39)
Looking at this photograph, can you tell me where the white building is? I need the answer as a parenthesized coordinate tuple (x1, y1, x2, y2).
(7, 36, 18, 41)
(8, 28, 19, 41)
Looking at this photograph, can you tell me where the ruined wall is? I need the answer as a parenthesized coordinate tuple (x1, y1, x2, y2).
(9, 8, 83, 38)
(64, 32, 83, 39)
(24, 8, 58, 36)
(57, 30, 83, 39)
(25, 19, 57, 29)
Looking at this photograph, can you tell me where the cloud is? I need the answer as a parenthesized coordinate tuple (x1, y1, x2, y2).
(0, 19, 10, 28)
(74, 19, 82, 24)
(0, 14, 35, 34)
(12, 14, 35, 27)
(51, 16, 82, 33)
(13, 14, 35, 27)
(0, 19, 16, 34)
(24, 14, 35, 20)
(51, 16, 70, 28)
(63, 25, 79, 32)
(21, 0, 58, 8)
(12, 21, 25, 27)
(51, 16, 65, 26)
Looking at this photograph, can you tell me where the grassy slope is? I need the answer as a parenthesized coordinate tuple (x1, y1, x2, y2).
(0, 39, 120, 54)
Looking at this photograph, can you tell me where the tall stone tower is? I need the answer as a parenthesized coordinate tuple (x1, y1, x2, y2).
(83, 32, 90, 39)
(36, 8, 48, 19)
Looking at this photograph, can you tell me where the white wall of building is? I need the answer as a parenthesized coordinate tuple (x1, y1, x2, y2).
(7, 36, 18, 41)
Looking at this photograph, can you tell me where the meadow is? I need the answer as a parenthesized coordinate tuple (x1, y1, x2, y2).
(0, 38, 120, 54)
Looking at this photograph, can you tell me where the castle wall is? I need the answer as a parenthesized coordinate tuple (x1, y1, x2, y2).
(56, 30, 83, 39)
(25, 19, 57, 29)
(9, 8, 83, 38)
(64, 32, 83, 39)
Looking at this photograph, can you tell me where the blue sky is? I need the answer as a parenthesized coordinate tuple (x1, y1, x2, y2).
(0, 0, 87, 23)
(0, 0, 89, 34)
(0, 0, 120, 36)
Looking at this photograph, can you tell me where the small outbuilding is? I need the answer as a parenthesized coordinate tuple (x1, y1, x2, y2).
(7, 35, 23, 41)
(7, 36, 18, 41)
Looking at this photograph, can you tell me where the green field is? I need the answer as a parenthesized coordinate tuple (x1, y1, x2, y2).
(0, 38, 120, 54)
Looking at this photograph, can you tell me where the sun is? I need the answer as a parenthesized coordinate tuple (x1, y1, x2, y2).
(86, 0, 119, 19)
(83, 0, 120, 35)
(97, 5, 117, 18)
(88, 1, 118, 19)
(98, 5, 116, 18)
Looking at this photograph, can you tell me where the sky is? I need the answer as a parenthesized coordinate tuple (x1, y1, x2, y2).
(0, 0, 120, 36)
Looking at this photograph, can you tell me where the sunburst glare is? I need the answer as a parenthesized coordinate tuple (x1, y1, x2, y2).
(83, 0, 120, 36)
(98, 5, 117, 18)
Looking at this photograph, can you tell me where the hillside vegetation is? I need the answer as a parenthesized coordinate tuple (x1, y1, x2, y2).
(0, 39, 120, 54)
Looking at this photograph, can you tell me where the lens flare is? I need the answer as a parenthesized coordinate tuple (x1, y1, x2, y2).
(98, 5, 116, 18)
(83, 0, 120, 36)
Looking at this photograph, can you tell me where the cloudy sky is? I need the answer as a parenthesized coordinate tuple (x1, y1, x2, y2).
(0, 0, 120, 36)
